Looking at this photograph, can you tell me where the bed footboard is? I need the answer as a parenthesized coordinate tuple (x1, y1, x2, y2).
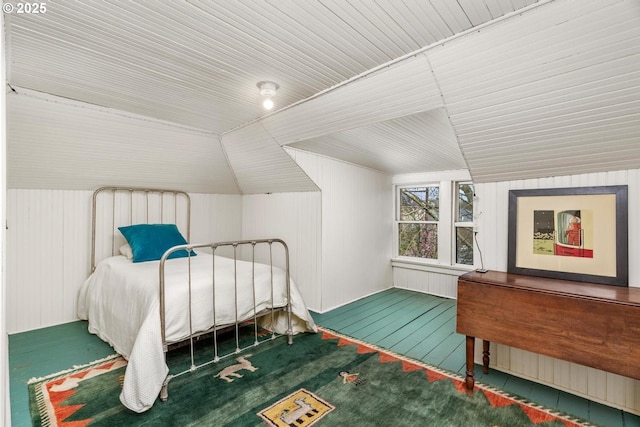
(158, 239, 294, 402)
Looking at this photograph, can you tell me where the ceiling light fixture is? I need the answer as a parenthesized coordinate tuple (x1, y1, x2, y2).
(257, 81, 279, 110)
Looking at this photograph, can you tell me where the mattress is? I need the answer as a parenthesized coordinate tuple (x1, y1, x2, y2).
(77, 251, 317, 412)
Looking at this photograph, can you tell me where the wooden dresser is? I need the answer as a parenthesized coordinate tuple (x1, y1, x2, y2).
(456, 270, 640, 390)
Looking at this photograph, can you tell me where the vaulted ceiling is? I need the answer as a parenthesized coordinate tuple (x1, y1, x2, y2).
(5, 0, 640, 192)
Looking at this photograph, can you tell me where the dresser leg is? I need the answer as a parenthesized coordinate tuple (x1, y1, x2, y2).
(465, 336, 475, 390)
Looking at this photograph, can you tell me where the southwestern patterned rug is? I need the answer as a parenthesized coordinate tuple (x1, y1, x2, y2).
(28, 327, 598, 426)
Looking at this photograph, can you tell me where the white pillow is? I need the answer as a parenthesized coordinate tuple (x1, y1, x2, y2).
(119, 244, 134, 260)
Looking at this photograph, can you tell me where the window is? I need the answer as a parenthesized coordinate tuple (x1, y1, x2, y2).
(397, 186, 439, 259)
(395, 181, 474, 267)
(455, 183, 474, 265)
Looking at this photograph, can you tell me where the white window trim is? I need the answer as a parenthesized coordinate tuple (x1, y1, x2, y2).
(395, 183, 441, 262)
(392, 172, 474, 272)
(453, 181, 474, 267)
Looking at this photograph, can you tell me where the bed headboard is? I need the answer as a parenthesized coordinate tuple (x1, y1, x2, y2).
(91, 186, 191, 271)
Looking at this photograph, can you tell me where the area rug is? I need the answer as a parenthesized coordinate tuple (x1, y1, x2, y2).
(28, 327, 598, 427)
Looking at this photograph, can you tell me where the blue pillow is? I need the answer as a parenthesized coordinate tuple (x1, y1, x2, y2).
(118, 224, 196, 263)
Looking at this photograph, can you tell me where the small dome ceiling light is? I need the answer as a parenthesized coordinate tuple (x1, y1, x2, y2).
(257, 81, 279, 110)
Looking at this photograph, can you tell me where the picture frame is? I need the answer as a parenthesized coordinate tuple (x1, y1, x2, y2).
(507, 185, 628, 286)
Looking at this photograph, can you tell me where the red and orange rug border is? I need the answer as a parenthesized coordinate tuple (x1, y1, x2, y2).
(29, 328, 597, 427)
(316, 326, 596, 427)
(28, 354, 125, 427)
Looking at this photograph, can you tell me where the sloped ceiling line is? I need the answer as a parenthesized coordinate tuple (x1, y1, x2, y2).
(222, 0, 553, 137)
(258, 120, 321, 191)
(421, 52, 467, 174)
(260, 0, 640, 182)
(217, 132, 242, 193)
(227, 1, 556, 177)
(428, 0, 640, 183)
(10, 86, 217, 135)
(251, 50, 469, 175)
(260, 54, 443, 146)
(220, 121, 319, 194)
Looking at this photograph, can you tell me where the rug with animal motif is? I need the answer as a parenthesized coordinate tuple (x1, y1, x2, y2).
(28, 327, 599, 426)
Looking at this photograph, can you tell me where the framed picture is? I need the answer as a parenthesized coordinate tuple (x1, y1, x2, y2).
(507, 185, 628, 286)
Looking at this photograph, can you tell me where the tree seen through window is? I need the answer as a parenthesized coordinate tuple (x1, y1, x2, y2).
(398, 187, 439, 259)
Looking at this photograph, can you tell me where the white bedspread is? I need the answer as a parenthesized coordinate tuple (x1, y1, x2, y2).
(77, 252, 317, 413)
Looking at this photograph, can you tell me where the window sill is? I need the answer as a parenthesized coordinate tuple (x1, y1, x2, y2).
(391, 258, 474, 276)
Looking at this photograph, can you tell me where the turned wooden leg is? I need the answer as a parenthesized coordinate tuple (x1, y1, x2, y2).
(482, 340, 490, 374)
(465, 336, 475, 390)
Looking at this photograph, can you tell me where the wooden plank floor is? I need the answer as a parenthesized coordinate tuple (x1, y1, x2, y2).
(312, 288, 640, 427)
(9, 321, 114, 427)
(8, 287, 640, 426)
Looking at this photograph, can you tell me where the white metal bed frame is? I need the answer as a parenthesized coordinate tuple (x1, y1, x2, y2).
(90, 186, 294, 403)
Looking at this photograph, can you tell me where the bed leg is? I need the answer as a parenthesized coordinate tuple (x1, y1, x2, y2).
(160, 375, 172, 402)
(287, 330, 293, 346)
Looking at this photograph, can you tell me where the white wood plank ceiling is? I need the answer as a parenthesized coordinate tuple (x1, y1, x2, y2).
(429, 0, 640, 183)
(7, 0, 540, 133)
(289, 109, 466, 175)
(6, 0, 640, 190)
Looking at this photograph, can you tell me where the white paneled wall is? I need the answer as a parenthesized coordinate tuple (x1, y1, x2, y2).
(189, 193, 243, 244)
(392, 266, 462, 299)
(6, 190, 85, 332)
(242, 192, 322, 312)
(472, 167, 640, 414)
(474, 168, 639, 282)
(5, 189, 242, 334)
(5, 148, 393, 331)
(5, 148, 395, 331)
(286, 148, 394, 312)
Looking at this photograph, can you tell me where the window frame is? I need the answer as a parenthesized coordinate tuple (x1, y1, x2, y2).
(393, 179, 474, 269)
(453, 182, 474, 267)
(396, 184, 441, 261)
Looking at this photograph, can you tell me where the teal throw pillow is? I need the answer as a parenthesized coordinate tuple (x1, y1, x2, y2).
(118, 224, 196, 263)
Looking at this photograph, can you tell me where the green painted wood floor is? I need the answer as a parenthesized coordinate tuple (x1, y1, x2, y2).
(9, 288, 640, 426)
(312, 288, 640, 427)
(9, 320, 115, 427)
